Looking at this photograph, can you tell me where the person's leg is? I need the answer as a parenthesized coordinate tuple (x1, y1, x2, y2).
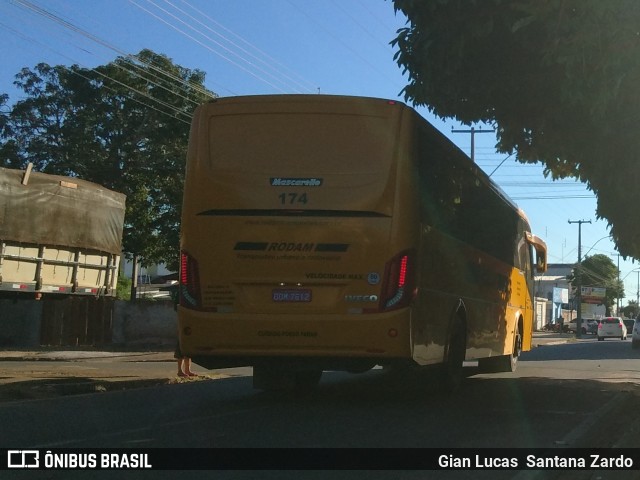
(177, 358, 188, 377)
(184, 357, 196, 376)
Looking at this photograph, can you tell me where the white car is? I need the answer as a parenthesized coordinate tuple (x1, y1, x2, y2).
(567, 319, 598, 335)
(632, 319, 640, 349)
(597, 317, 627, 341)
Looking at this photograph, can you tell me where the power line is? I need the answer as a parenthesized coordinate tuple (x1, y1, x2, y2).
(499, 182, 589, 187)
(8, 0, 235, 98)
(0, 23, 195, 124)
(176, 0, 317, 93)
(285, 0, 405, 92)
(510, 195, 594, 200)
(451, 126, 495, 162)
(10, 0, 219, 104)
(356, 0, 398, 33)
(133, 0, 298, 93)
(330, 0, 392, 52)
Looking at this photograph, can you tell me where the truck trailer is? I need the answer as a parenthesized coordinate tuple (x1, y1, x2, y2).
(0, 166, 126, 298)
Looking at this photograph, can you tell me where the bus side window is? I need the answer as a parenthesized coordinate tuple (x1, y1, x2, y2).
(529, 244, 536, 277)
(514, 221, 532, 274)
(461, 173, 518, 265)
(417, 131, 462, 234)
(516, 235, 532, 275)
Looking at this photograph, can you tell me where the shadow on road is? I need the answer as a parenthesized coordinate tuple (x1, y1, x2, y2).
(3, 365, 640, 480)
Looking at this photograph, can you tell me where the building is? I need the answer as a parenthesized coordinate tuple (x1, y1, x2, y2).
(119, 259, 176, 299)
(535, 263, 607, 324)
(535, 263, 574, 325)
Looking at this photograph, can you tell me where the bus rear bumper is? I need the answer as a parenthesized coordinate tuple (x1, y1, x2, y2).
(178, 307, 413, 371)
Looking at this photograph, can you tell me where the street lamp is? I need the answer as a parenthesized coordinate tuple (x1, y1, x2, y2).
(574, 234, 623, 318)
(582, 235, 612, 258)
(621, 268, 640, 315)
(580, 235, 621, 314)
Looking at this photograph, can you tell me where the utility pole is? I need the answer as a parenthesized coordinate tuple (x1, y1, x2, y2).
(613, 253, 621, 315)
(568, 219, 591, 338)
(451, 126, 495, 162)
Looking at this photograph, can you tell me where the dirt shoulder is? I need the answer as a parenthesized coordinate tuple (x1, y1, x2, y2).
(0, 349, 219, 403)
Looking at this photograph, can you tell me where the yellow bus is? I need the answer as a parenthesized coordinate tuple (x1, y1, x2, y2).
(178, 94, 547, 391)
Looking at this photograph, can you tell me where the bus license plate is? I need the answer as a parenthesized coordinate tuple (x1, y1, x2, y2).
(272, 289, 312, 303)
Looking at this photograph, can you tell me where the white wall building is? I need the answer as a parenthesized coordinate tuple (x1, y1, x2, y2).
(535, 263, 574, 324)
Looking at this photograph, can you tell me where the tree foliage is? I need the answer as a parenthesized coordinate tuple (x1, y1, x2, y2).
(391, 0, 640, 260)
(0, 49, 215, 270)
(568, 254, 624, 314)
(621, 300, 638, 319)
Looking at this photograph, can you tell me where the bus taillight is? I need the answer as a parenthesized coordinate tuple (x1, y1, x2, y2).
(380, 249, 416, 311)
(180, 250, 201, 309)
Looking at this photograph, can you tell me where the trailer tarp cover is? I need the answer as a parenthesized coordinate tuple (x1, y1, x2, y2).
(0, 167, 126, 255)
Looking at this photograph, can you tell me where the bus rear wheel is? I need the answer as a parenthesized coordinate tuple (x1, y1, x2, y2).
(479, 321, 521, 373)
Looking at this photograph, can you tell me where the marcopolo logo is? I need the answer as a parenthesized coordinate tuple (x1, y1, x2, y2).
(8, 450, 39, 468)
(270, 177, 323, 187)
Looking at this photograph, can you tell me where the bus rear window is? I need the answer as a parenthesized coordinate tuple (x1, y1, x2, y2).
(208, 113, 395, 174)
(191, 111, 400, 216)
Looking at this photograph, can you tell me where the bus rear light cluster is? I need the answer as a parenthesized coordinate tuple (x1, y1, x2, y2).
(180, 250, 201, 309)
(379, 249, 416, 312)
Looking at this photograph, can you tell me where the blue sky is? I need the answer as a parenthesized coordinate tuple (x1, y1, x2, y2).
(1, 0, 638, 307)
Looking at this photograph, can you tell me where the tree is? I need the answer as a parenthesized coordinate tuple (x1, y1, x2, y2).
(621, 300, 639, 319)
(567, 254, 624, 315)
(391, 0, 640, 260)
(1, 49, 215, 271)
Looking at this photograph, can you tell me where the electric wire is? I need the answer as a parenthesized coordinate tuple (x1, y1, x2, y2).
(356, 0, 400, 34)
(330, 0, 393, 52)
(12, 0, 221, 102)
(5, 0, 624, 268)
(142, 0, 298, 92)
(175, 0, 317, 93)
(285, 0, 405, 92)
(129, 0, 289, 93)
(6, 0, 215, 122)
(0, 19, 194, 126)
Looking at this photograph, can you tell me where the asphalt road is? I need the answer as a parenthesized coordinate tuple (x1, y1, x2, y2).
(2, 337, 640, 480)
